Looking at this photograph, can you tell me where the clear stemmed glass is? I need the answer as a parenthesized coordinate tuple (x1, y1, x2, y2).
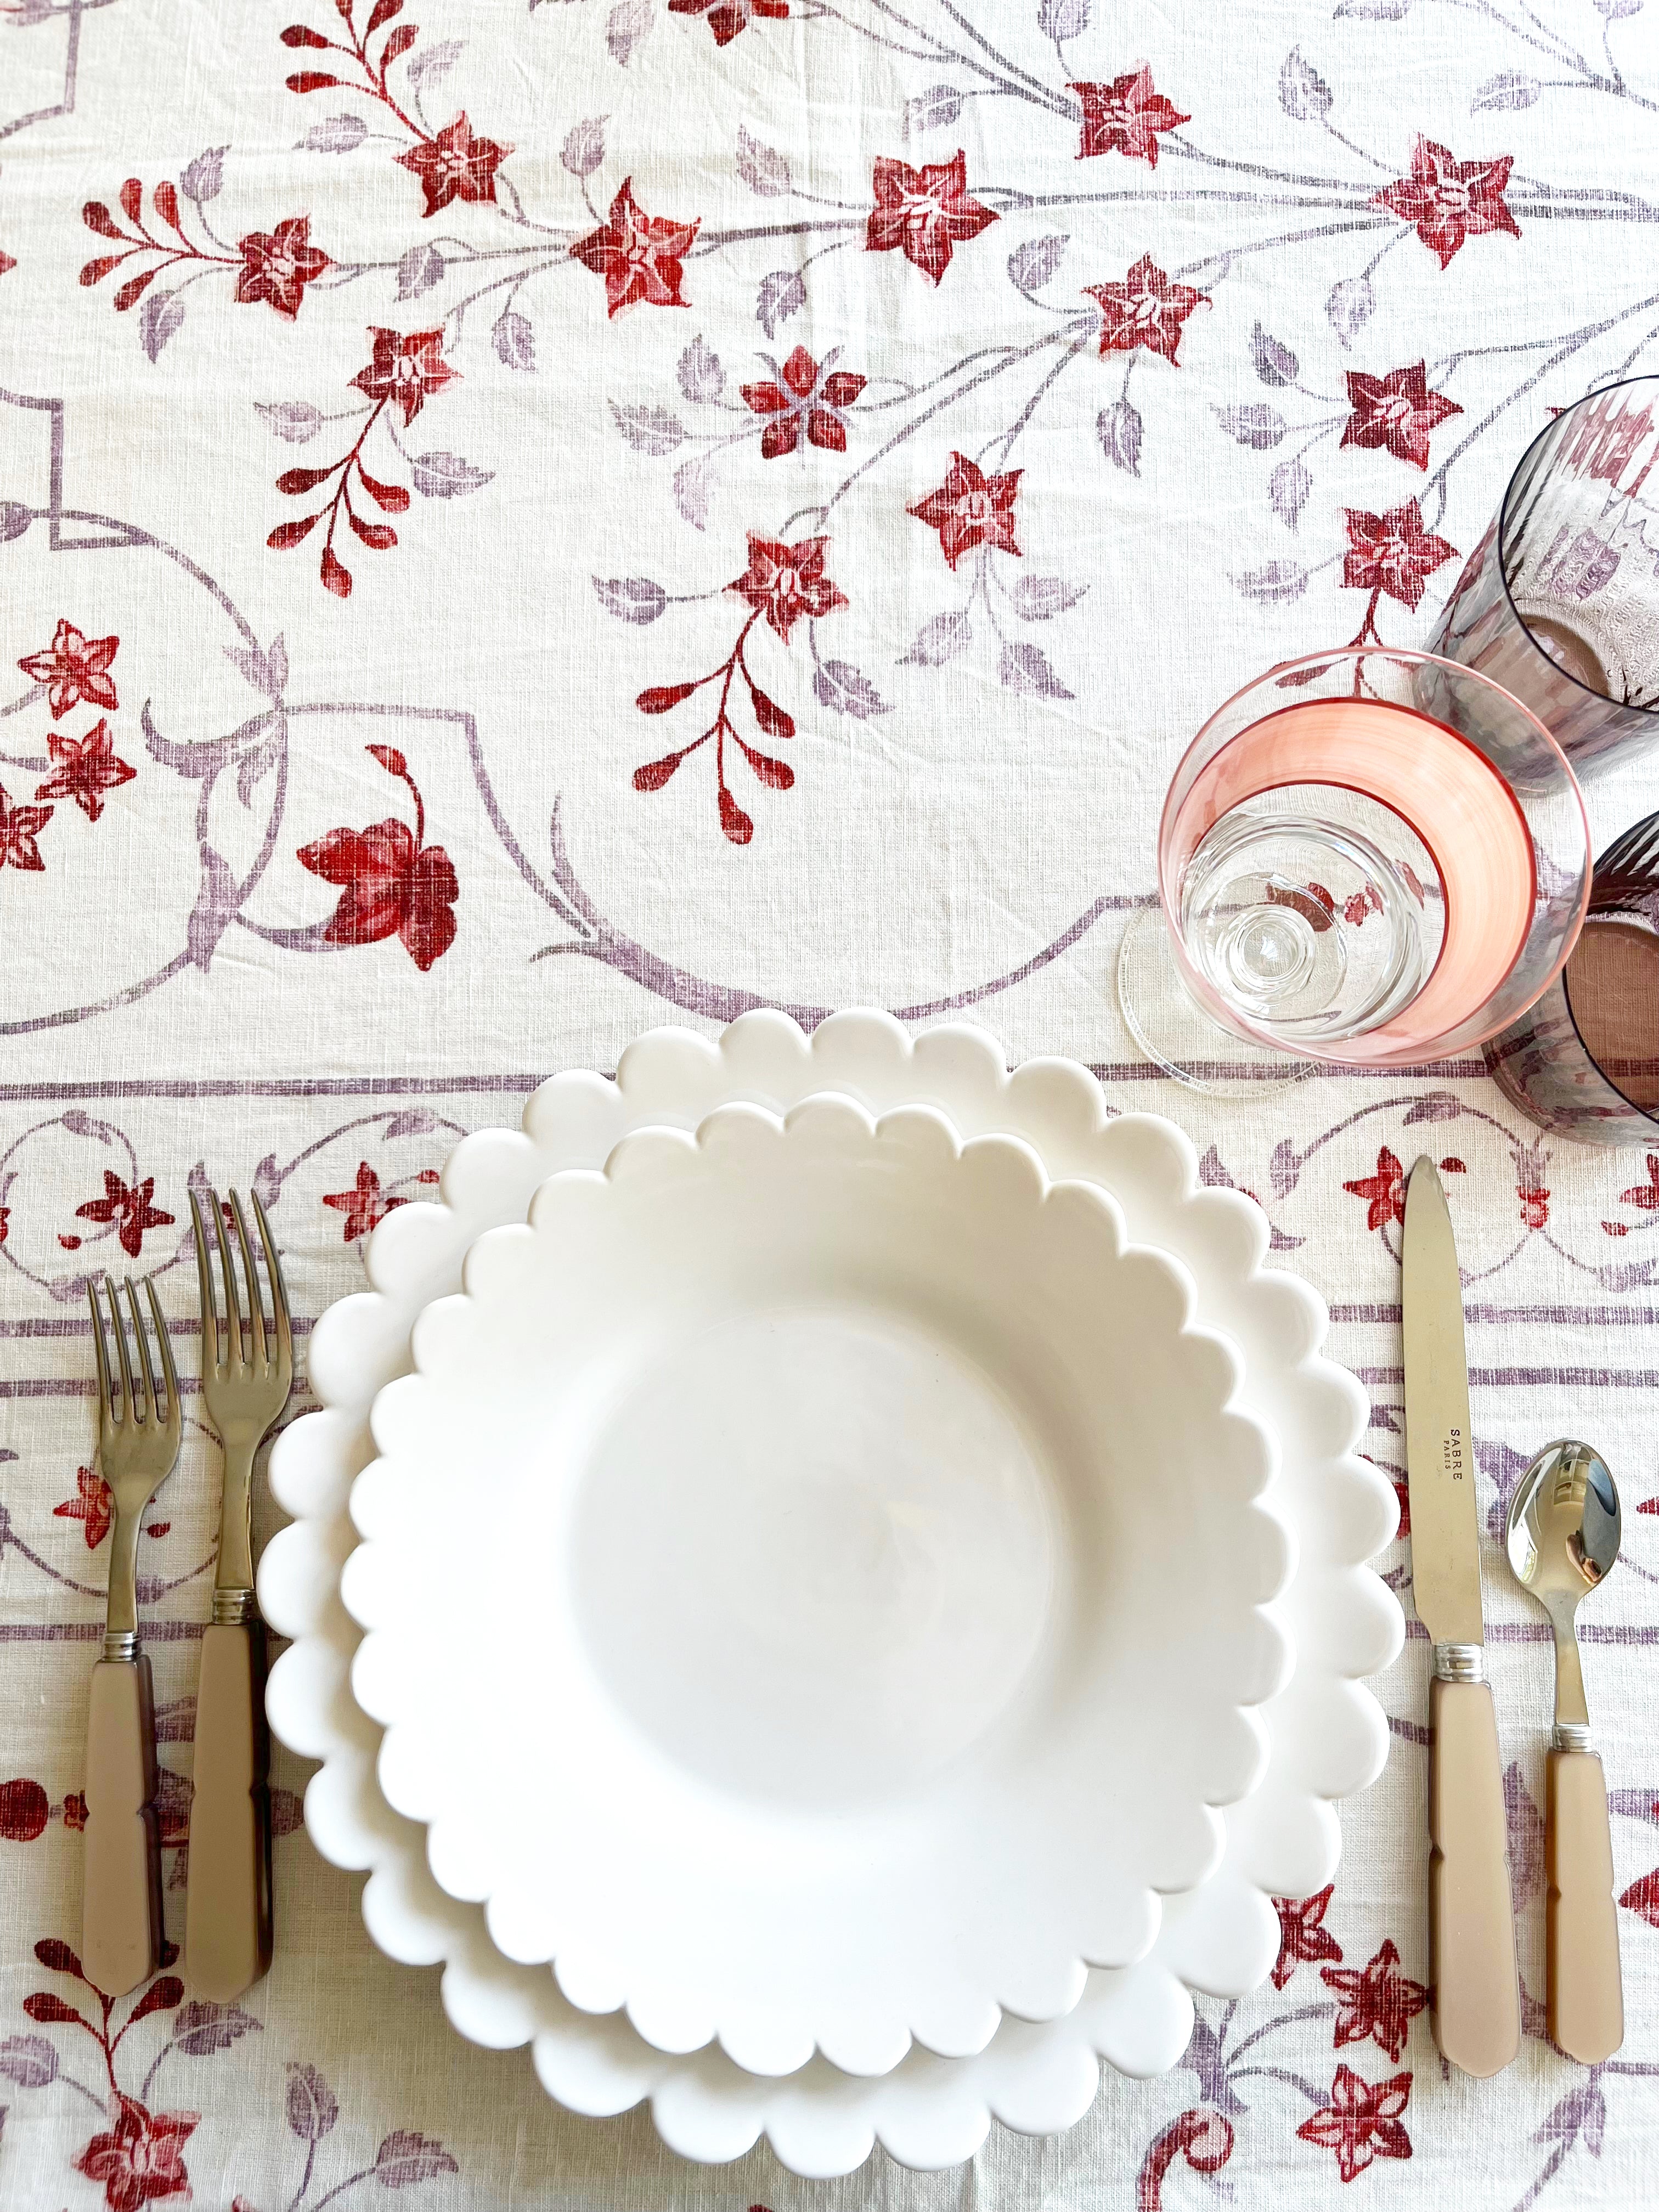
(1118, 648, 1593, 1093)
(1433, 376, 1659, 779)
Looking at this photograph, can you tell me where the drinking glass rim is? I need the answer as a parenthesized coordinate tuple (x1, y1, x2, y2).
(1155, 645, 1592, 1064)
(1497, 370, 1659, 722)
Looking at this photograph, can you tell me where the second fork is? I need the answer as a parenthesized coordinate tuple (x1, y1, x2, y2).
(184, 1188, 292, 2001)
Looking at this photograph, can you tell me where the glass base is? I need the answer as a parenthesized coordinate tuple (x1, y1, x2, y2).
(1116, 909, 1317, 1099)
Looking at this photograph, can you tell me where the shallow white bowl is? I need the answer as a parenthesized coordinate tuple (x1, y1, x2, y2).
(342, 1096, 1290, 2079)
(262, 1011, 1402, 2173)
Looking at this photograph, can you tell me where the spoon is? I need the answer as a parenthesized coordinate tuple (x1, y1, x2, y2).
(1505, 1439, 1624, 2062)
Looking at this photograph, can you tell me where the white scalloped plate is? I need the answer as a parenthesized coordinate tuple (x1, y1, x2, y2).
(343, 1097, 1289, 2078)
(262, 1012, 1402, 2175)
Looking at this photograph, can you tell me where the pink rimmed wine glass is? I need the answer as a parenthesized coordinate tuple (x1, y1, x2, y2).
(1117, 648, 1592, 1093)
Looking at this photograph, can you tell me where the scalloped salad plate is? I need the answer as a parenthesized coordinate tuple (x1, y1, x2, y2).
(261, 1012, 1402, 2176)
(343, 1094, 1290, 2080)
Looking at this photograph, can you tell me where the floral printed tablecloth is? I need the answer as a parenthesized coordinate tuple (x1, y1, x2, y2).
(4, 1, 1659, 2206)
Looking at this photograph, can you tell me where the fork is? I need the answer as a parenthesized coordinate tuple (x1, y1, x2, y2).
(83, 1273, 180, 1996)
(184, 1189, 291, 2001)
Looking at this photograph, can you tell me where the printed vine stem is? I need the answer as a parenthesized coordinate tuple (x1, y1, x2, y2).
(634, 608, 798, 845)
(80, 178, 237, 309)
(282, 0, 427, 147)
(269, 397, 405, 599)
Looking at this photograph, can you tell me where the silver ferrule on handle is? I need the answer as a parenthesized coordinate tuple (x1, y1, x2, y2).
(212, 1587, 256, 1626)
(103, 1628, 139, 1664)
(1434, 1641, 1486, 1683)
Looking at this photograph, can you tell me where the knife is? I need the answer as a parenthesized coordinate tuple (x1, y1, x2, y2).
(1402, 1156, 1520, 2076)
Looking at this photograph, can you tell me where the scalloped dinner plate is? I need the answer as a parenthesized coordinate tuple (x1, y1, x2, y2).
(261, 1012, 1402, 2176)
(341, 1096, 1290, 2079)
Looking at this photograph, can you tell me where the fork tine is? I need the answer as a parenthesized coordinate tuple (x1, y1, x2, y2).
(125, 1277, 159, 1426)
(105, 1272, 136, 1425)
(87, 1279, 114, 1437)
(146, 1277, 180, 1441)
(190, 1191, 219, 1373)
(230, 1192, 267, 1368)
(210, 1187, 244, 1367)
(250, 1189, 291, 1378)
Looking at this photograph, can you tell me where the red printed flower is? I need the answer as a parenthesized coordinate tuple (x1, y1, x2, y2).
(729, 533, 847, 641)
(1341, 364, 1463, 472)
(1322, 1938, 1428, 2062)
(75, 1174, 176, 1260)
(0, 781, 53, 872)
(1271, 1883, 1342, 1989)
(54, 1465, 116, 1549)
(571, 178, 699, 318)
(1342, 500, 1458, 611)
(1372, 136, 1519, 269)
(397, 112, 513, 219)
(866, 151, 997, 285)
(1620, 1155, 1659, 1211)
(323, 1161, 406, 1243)
(669, 0, 787, 42)
(1519, 1183, 1550, 1231)
(297, 746, 458, 971)
(63, 1790, 89, 1831)
(35, 719, 137, 823)
(18, 619, 120, 718)
(1621, 1866, 1659, 1924)
(234, 215, 329, 319)
(76, 2092, 198, 2212)
(1344, 1147, 1407, 1234)
(1073, 68, 1189, 167)
(909, 452, 1022, 571)
(0, 246, 14, 279)
(740, 346, 866, 458)
(1085, 253, 1209, 364)
(349, 326, 457, 426)
(1297, 2064, 1413, 2183)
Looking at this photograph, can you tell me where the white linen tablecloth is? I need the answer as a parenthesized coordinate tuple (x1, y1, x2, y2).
(4, 2, 1659, 2205)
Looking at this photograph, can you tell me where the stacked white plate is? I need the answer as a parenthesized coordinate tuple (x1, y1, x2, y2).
(261, 1012, 1403, 2177)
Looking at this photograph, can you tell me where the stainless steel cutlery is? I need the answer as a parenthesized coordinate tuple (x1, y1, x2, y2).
(83, 1273, 180, 1996)
(184, 1187, 292, 2002)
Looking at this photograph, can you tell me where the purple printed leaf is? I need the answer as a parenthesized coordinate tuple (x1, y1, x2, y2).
(1335, 0, 1412, 15)
(1234, 560, 1307, 603)
(298, 112, 369, 153)
(677, 335, 724, 403)
(405, 38, 462, 87)
(153, 1695, 196, 1743)
(236, 736, 280, 809)
(1279, 46, 1333, 120)
(1198, 1144, 1234, 1189)
(1327, 274, 1375, 347)
(395, 242, 444, 300)
(606, 0, 653, 67)
(1250, 322, 1299, 387)
(1269, 1138, 1300, 1197)
(251, 1153, 283, 1209)
(905, 84, 964, 136)
(1008, 234, 1068, 295)
(1596, 0, 1643, 16)
(1038, 0, 1089, 37)
(756, 267, 805, 342)
(374, 2130, 459, 2187)
(1009, 574, 1087, 620)
(140, 289, 185, 363)
(172, 1999, 263, 2056)
(186, 847, 240, 970)
(1096, 397, 1142, 475)
(270, 1786, 303, 1836)
(672, 455, 711, 530)
(0, 2035, 57, 2089)
(1403, 1092, 1461, 1123)
(900, 610, 971, 667)
(561, 116, 607, 178)
(1472, 70, 1540, 111)
(492, 310, 535, 371)
(255, 401, 324, 444)
(383, 1108, 438, 1138)
(592, 574, 667, 623)
(180, 146, 227, 204)
(409, 451, 492, 498)
(1607, 1788, 1659, 1824)
(814, 659, 889, 718)
(286, 2061, 339, 2141)
(999, 641, 1074, 699)
(1269, 458, 1312, 531)
(1216, 403, 1285, 450)
(0, 502, 32, 541)
(610, 403, 683, 455)
(736, 125, 791, 197)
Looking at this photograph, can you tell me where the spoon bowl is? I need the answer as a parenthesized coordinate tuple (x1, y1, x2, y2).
(1505, 1438, 1622, 1626)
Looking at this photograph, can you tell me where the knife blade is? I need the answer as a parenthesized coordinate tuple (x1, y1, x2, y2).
(1402, 1155, 1519, 2078)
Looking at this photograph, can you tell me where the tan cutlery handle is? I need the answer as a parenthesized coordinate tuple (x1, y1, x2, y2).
(83, 1657, 162, 1997)
(184, 1621, 273, 2000)
(1548, 1747, 1623, 2063)
(1429, 1675, 1521, 2076)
